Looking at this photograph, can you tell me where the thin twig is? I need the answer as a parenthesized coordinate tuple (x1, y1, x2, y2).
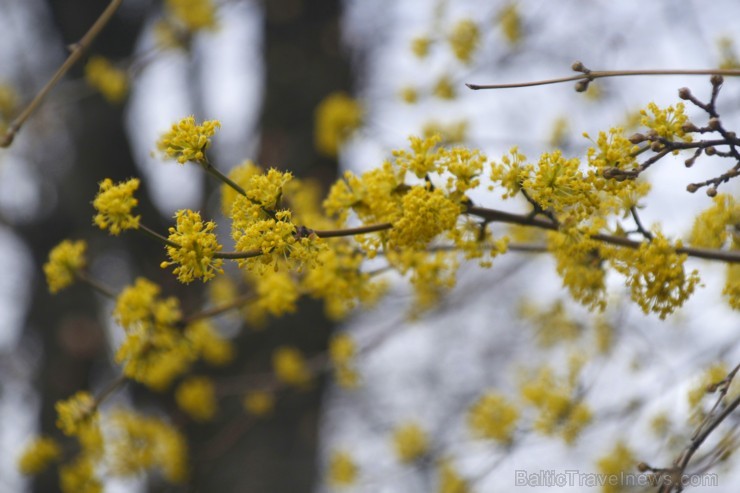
(1, 0, 123, 147)
(467, 67, 740, 91)
(76, 271, 117, 299)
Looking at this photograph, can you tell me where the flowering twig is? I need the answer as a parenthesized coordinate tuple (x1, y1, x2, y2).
(0, 0, 123, 147)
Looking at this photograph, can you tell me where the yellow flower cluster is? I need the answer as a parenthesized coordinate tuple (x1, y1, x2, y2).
(56, 391, 97, 437)
(44, 239, 87, 293)
(400, 86, 418, 104)
(489, 146, 527, 199)
(521, 298, 584, 347)
(717, 36, 740, 69)
(433, 74, 456, 100)
(438, 460, 471, 493)
(687, 362, 729, 408)
(391, 186, 461, 249)
(113, 278, 192, 390)
(547, 232, 607, 311)
(314, 92, 363, 157)
(596, 441, 636, 493)
(273, 346, 312, 388)
(520, 367, 592, 444)
(467, 392, 519, 443)
(157, 115, 221, 164)
(221, 160, 262, 214)
(92, 178, 141, 235)
(422, 120, 468, 145)
(725, 264, 740, 310)
(689, 194, 739, 248)
(328, 450, 358, 487)
(161, 209, 223, 283)
(84, 56, 128, 104)
(175, 376, 217, 421)
(243, 391, 275, 417)
(164, 0, 218, 33)
(248, 269, 299, 325)
(107, 409, 188, 483)
(498, 3, 523, 45)
(392, 422, 428, 463)
(448, 19, 480, 63)
(59, 456, 101, 493)
(609, 233, 700, 319)
(17, 436, 61, 475)
(246, 168, 293, 210)
(522, 150, 592, 218)
(411, 36, 431, 59)
(640, 102, 692, 142)
(185, 319, 234, 366)
(329, 333, 360, 389)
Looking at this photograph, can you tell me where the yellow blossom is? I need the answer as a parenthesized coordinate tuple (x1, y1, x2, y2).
(243, 391, 275, 417)
(161, 209, 224, 283)
(467, 392, 519, 443)
(113, 278, 194, 390)
(107, 409, 188, 483)
(689, 194, 739, 248)
(400, 86, 418, 104)
(221, 160, 262, 215)
(717, 36, 740, 69)
(43, 239, 87, 294)
(328, 450, 358, 487)
(92, 178, 141, 235)
(422, 120, 468, 145)
(687, 363, 729, 408)
(314, 92, 363, 157)
(157, 115, 221, 164)
(490, 146, 527, 199)
(411, 36, 431, 58)
(724, 264, 740, 310)
(522, 150, 592, 218)
(185, 320, 235, 366)
(448, 19, 479, 63)
(390, 186, 461, 249)
(640, 102, 692, 143)
(176, 377, 217, 422)
(329, 333, 356, 366)
(59, 456, 102, 493)
(252, 269, 300, 319)
(246, 168, 293, 210)
(84, 56, 128, 103)
(438, 460, 471, 493)
(393, 134, 442, 178)
(520, 367, 592, 445)
(498, 3, 523, 45)
(165, 0, 218, 32)
(596, 441, 636, 493)
(56, 391, 97, 436)
(17, 436, 61, 475)
(547, 232, 607, 311)
(433, 74, 456, 100)
(273, 346, 312, 388)
(393, 422, 428, 463)
(609, 233, 700, 319)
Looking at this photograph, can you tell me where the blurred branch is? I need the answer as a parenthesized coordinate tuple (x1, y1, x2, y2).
(0, 0, 123, 147)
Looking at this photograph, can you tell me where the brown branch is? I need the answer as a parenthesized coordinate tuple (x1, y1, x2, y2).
(466, 66, 740, 91)
(1, 0, 123, 147)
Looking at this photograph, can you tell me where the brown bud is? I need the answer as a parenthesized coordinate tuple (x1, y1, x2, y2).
(707, 187, 718, 197)
(575, 79, 590, 92)
(571, 61, 586, 72)
(650, 141, 663, 152)
(705, 146, 716, 156)
(678, 87, 692, 100)
(637, 462, 651, 473)
(708, 117, 721, 130)
(681, 122, 699, 133)
(629, 133, 646, 144)
(711, 74, 724, 87)
(687, 183, 699, 193)
(726, 131, 736, 140)
(684, 156, 697, 167)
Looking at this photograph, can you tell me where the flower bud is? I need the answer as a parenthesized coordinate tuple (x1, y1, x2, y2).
(678, 87, 692, 100)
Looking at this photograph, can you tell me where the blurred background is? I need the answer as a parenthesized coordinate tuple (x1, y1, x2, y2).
(1, 0, 739, 492)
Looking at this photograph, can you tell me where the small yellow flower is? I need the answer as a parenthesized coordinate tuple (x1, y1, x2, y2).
(596, 442, 636, 493)
(175, 377, 217, 422)
(392, 422, 428, 463)
(56, 391, 97, 436)
(314, 92, 363, 157)
(157, 115, 221, 164)
(165, 0, 218, 32)
(243, 391, 275, 417)
(59, 456, 102, 493)
(17, 436, 61, 475)
(161, 209, 224, 283)
(84, 56, 128, 104)
(185, 320, 234, 366)
(329, 333, 356, 366)
(399, 86, 418, 104)
(448, 19, 480, 63)
(498, 3, 523, 45)
(411, 36, 431, 58)
(438, 460, 471, 493)
(467, 392, 519, 443)
(43, 239, 87, 293)
(433, 74, 456, 100)
(273, 346, 312, 388)
(92, 178, 141, 235)
(328, 450, 358, 487)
